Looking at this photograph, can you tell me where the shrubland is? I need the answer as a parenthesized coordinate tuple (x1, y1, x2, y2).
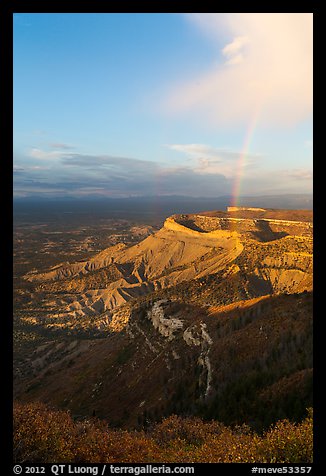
(14, 401, 313, 463)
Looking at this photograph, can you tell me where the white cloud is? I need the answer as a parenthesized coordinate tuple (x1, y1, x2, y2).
(284, 168, 313, 181)
(168, 143, 219, 157)
(29, 148, 64, 160)
(168, 143, 261, 178)
(50, 143, 75, 149)
(222, 35, 249, 65)
(164, 13, 312, 127)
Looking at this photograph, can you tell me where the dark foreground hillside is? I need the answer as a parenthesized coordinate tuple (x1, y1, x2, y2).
(14, 401, 313, 463)
(15, 291, 312, 432)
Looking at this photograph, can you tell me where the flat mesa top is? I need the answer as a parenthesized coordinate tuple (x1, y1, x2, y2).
(197, 207, 313, 223)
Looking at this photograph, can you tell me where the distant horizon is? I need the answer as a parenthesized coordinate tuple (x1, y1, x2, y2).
(13, 193, 313, 217)
(13, 191, 313, 201)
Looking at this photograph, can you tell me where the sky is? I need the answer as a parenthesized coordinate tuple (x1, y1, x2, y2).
(13, 13, 313, 201)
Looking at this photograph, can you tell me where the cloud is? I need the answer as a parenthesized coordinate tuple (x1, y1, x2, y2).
(222, 36, 249, 65)
(14, 147, 311, 199)
(168, 144, 220, 157)
(29, 148, 64, 160)
(164, 13, 312, 127)
(284, 168, 313, 181)
(14, 148, 231, 197)
(61, 154, 158, 173)
(50, 143, 75, 149)
(13, 165, 25, 174)
(26, 149, 149, 170)
(168, 143, 261, 178)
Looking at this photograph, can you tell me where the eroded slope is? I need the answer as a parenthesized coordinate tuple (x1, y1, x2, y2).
(21, 215, 244, 329)
(19, 213, 312, 333)
(15, 292, 312, 431)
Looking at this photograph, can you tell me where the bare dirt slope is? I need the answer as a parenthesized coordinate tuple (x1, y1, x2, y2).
(20, 212, 312, 332)
(23, 216, 243, 324)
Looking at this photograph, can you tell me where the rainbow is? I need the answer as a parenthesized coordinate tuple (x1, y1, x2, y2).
(231, 103, 262, 207)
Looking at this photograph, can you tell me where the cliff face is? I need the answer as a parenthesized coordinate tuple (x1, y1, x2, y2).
(169, 213, 312, 237)
(163, 215, 239, 238)
(227, 207, 267, 212)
